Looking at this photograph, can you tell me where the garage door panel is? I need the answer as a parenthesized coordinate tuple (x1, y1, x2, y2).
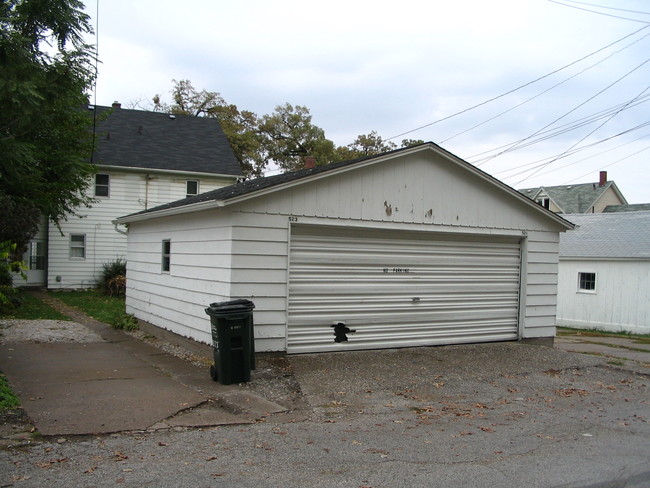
(288, 226, 521, 353)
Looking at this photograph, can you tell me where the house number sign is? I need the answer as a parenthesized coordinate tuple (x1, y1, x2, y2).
(383, 268, 411, 273)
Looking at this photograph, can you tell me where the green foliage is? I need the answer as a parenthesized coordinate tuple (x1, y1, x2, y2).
(0, 374, 20, 412)
(0, 0, 97, 245)
(98, 258, 126, 297)
(153, 81, 431, 178)
(0, 241, 26, 311)
(50, 290, 124, 324)
(111, 312, 138, 331)
(0, 290, 69, 320)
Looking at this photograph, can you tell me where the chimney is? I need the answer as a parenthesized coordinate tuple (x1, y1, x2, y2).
(599, 171, 607, 186)
(304, 156, 316, 169)
(112, 101, 121, 109)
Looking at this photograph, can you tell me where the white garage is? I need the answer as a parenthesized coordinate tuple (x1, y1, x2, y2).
(116, 144, 573, 353)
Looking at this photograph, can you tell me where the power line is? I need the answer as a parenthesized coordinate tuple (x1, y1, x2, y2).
(440, 31, 650, 145)
(558, 0, 650, 16)
(513, 84, 650, 186)
(384, 24, 650, 142)
(475, 57, 650, 167)
(561, 144, 650, 185)
(547, 0, 650, 23)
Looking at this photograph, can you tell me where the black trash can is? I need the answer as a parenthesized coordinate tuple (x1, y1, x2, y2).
(205, 299, 255, 385)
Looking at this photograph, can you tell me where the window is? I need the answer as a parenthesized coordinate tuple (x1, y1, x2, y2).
(578, 272, 596, 292)
(29, 241, 46, 270)
(537, 197, 550, 209)
(95, 174, 110, 197)
(70, 234, 86, 259)
(162, 239, 171, 272)
(186, 180, 199, 198)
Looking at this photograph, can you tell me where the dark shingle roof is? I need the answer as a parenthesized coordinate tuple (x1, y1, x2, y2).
(603, 203, 650, 213)
(90, 105, 242, 176)
(518, 181, 619, 213)
(560, 211, 650, 259)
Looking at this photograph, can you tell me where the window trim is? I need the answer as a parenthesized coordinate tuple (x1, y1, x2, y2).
(161, 239, 171, 273)
(577, 271, 597, 294)
(186, 180, 199, 198)
(95, 173, 110, 198)
(537, 197, 550, 209)
(70, 234, 86, 260)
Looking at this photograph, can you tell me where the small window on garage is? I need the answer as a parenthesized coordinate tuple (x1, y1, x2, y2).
(95, 174, 110, 197)
(162, 239, 171, 272)
(186, 180, 199, 198)
(578, 272, 596, 292)
(70, 234, 86, 259)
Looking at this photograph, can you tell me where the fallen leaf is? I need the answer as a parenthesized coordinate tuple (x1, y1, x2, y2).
(479, 427, 495, 433)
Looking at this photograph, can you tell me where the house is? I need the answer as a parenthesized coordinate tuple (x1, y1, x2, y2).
(556, 211, 650, 334)
(19, 104, 242, 289)
(115, 143, 573, 354)
(519, 171, 627, 214)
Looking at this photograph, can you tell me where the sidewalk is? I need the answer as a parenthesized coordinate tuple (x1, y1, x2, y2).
(554, 330, 650, 375)
(0, 292, 287, 437)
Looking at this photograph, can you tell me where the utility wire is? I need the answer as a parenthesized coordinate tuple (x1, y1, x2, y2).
(494, 129, 650, 178)
(547, 0, 650, 23)
(475, 56, 650, 167)
(468, 94, 650, 162)
(557, 0, 650, 16)
(440, 32, 650, 145)
(512, 84, 650, 186)
(385, 24, 650, 142)
(561, 144, 650, 185)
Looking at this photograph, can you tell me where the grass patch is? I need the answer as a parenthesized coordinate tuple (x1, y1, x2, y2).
(0, 373, 20, 412)
(0, 290, 69, 320)
(49, 290, 125, 324)
(557, 327, 650, 342)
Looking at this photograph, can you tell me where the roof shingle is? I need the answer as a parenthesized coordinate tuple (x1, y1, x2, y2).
(90, 105, 242, 176)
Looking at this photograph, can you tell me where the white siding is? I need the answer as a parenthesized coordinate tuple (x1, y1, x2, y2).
(125, 149, 566, 351)
(125, 210, 234, 344)
(557, 260, 650, 334)
(48, 169, 234, 289)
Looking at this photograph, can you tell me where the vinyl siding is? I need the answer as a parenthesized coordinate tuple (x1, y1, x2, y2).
(557, 259, 650, 334)
(124, 150, 566, 351)
(48, 169, 234, 289)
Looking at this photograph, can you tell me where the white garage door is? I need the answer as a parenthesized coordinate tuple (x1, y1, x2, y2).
(287, 225, 521, 353)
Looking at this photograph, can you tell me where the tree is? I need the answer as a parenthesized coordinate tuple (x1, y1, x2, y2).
(258, 103, 337, 172)
(0, 0, 97, 254)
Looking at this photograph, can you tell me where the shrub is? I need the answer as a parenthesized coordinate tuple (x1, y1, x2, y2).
(99, 258, 126, 297)
(111, 312, 139, 331)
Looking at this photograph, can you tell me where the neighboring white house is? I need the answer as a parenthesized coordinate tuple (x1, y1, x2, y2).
(557, 211, 650, 334)
(519, 171, 627, 214)
(18, 103, 242, 289)
(116, 143, 573, 354)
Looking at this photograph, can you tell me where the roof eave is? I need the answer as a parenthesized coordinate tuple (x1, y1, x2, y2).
(115, 199, 226, 224)
(96, 164, 241, 180)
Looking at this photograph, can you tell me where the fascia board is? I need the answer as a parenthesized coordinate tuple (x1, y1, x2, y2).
(96, 164, 240, 180)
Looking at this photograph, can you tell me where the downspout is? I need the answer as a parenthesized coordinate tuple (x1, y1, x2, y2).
(114, 222, 128, 236)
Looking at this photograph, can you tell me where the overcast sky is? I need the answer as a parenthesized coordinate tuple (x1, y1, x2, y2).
(83, 0, 649, 203)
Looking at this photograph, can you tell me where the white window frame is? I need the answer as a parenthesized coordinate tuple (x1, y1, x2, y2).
(162, 239, 171, 273)
(70, 234, 86, 260)
(537, 197, 550, 209)
(577, 271, 597, 294)
(186, 180, 199, 198)
(95, 173, 110, 197)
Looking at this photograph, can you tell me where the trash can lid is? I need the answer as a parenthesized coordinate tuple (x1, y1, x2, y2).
(205, 298, 255, 316)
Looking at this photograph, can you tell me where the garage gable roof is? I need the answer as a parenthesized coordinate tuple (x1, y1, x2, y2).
(560, 211, 650, 259)
(116, 142, 573, 229)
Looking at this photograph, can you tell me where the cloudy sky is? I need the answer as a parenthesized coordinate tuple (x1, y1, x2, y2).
(82, 0, 649, 203)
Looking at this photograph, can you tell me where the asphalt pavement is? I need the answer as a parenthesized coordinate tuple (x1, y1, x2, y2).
(0, 295, 648, 487)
